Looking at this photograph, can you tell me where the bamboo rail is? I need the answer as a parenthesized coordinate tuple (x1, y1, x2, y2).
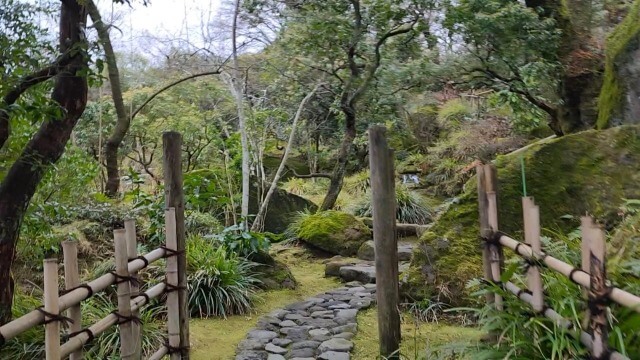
(476, 163, 639, 360)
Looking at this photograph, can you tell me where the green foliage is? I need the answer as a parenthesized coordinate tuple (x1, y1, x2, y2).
(596, 0, 640, 129)
(349, 185, 433, 224)
(185, 210, 222, 236)
(343, 170, 370, 195)
(437, 99, 472, 127)
(206, 223, 271, 259)
(186, 235, 260, 318)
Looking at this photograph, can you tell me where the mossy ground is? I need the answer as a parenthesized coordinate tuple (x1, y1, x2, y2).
(352, 308, 482, 359)
(189, 245, 340, 360)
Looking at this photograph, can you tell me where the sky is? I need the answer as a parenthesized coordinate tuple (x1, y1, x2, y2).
(96, 0, 224, 52)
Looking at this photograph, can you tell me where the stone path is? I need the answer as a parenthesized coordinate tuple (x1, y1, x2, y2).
(235, 281, 376, 360)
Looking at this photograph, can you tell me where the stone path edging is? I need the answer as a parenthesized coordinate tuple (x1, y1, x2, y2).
(235, 281, 376, 360)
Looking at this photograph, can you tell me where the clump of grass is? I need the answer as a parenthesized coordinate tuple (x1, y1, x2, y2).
(348, 185, 433, 224)
(186, 235, 260, 318)
(343, 170, 370, 195)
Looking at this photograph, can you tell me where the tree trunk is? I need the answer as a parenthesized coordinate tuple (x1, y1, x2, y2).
(251, 85, 320, 231)
(0, 0, 88, 325)
(319, 106, 356, 211)
(231, 0, 251, 224)
(86, 0, 129, 198)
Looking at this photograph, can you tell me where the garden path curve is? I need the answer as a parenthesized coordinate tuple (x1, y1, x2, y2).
(235, 281, 376, 360)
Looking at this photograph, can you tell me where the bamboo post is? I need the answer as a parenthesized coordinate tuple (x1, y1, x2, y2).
(61, 241, 82, 360)
(369, 126, 401, 360)
(484, 164, 503, 310)
(584, 217, 609, 359)
(163, 131, 189, 358)
(44, 258, 60, 360)
(522, 197, 544, 312)
(476, 165, 495, 306)
(166, 208, 181, 360)
(125, 219, 141, 359)
(114, 229, 135, 360)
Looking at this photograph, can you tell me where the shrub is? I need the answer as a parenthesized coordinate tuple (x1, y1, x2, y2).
(206, 223, 270, 259)
(437, 99, 472, 127)
(185, 210, 222, 236)
(343, 170, 370, 195)
(186, 235, 260, 318)
(348, 185, 433, 224)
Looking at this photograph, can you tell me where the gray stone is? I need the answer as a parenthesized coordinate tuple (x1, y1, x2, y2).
(319, 338, 353, 352)
(347, 286, 366, 293)
(285, 301, 316, 311)
(339, 265, 376, 283)
(267, 355, 286, 360)
(319, 351, 351, 360)
(279, 320, 297, 327)
(291, 340, 321, 350)
(238, 339, 265, 350)
(269, 309, 290, 319)
(363, 283, 376, 290)
(309, 306, 327, 312)
(311, 334, 331, 342)
(398, 243, 414, 261)
(298, 318, 338, 328)
(333, 332, 355, 340)
(271, 338, 292, 347)
(265, 343, 287, 355)
(284, 313, 305, 321)
(247, 330, 279, 341)
(335, 309, 358, 321)
(331, 323, 357, 334)
(357, 240, 375, 260)
(328, 303, 351, 310)
(283, 327, 310, 341)
(235, 350, 268, 360)
(349, 297, 372, 309)
(345, 281, 363, 287)
(290, 358, 315, 360)
(311, 310, 334, 318)
(289, 348, 316, 358)
(308, 328, 330, 337)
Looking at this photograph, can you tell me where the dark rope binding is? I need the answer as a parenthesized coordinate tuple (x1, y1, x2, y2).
(164, 279, 187, 293)
(131, 291, 151, 304)
(64, 328, 96, 345)
(160, 246, 184, 258)
(36, 306, 73, 327)
(112, 311, 142, 325)
(109, 271, 140, 286)
(60, 283, 94, 300)
(129, 255, 150, 268)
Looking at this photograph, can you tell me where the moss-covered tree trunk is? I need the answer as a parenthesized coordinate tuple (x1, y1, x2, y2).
(597, 0, 640, 129)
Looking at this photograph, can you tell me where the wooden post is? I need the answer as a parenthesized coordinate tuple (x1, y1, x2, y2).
(581, 216, 593, 329)
(61, 241, 82, 360)
(125, 219, 141, 360)
(369, 126, 400, 360)
(476, 165, 495, 306)
(484, 164, 503, 310)
(114, 229, 135, 360)
(584, 217, 609, 359)
(166, 208, 181, 360)
(522, 197, 543, 312)
(163, 131, 189, 358)
(43, 258, 60, 360)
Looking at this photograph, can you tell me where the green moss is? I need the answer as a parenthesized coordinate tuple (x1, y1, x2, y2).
(410, 126, 640, 304)
(597, 0, 640, 129)
(437, 99, 472, 127)
(289, 210, 371, 256)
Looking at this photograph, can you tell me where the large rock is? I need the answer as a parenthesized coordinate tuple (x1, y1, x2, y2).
(293, 211, 372, 256)
(255, 258, 297, 290)
(407, 126, 640, 304)
(339, 265, 376, 284)
(597, 0, 640, 129)
(249, 183, 318, 233)
(356, 240, 414, 261)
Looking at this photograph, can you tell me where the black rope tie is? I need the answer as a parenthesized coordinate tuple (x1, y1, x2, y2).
(129, 255, 150, 268)
(112, 311, 142, 325)
(109, 271, 140, 287)
(65, 328, 95, 345)
(164, 280, 187, 293)
(568, 268, 582, 284)
(516, 288, 532, 298)
(164, 338, 189, 354)
(36, 306, 73, 327)
(588, 286, 613, 317)
(131, 292, 151, 304)
(160, 246, 185, 258)
(60, 283, 94, 300)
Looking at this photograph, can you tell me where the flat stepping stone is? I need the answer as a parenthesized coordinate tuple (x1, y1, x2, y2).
(236, 350, 268, 360)
(265, 343, 287, 355)
(339, 265, 376, 283)
(267, 355, 285, 360)
(319, 351, 351, 360)
(319, 338, 353, 352)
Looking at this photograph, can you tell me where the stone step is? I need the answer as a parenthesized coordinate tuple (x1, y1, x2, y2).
(356, 240, 415, 261)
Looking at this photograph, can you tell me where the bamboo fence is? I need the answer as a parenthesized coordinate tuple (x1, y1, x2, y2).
(477, 163, 640, 360)
(0, 208, 188, 359)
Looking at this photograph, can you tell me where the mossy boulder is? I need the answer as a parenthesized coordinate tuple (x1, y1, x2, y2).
(407, 125, 640, 304)
(249, 182, 318, 233)
(291, 211, 372, 256)
(597, 0, 640, 129)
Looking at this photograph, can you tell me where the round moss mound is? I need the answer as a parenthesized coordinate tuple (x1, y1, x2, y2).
(289, 210, 372, 256)
(407, 125, 640, 304)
